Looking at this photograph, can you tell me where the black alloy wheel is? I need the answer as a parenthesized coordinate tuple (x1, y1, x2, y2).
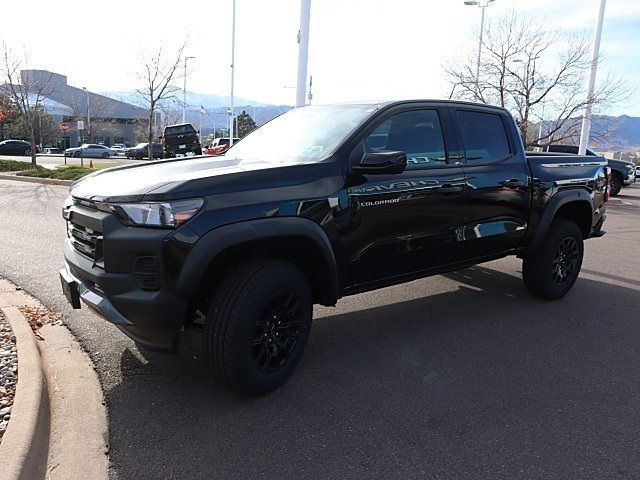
(551, 237, 579, 287)
(522, 219, 584, 300)
(203, 258, 312, 395)
(251, 289, 303, 373)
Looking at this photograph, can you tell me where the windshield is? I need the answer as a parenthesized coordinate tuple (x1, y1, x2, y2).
(227, 104, 376, 164)
(135, 143, 147, 148)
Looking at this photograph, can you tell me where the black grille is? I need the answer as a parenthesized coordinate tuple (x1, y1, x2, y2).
(67, 221, 103, 262)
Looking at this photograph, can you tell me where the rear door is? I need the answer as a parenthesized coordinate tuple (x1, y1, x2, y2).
(453, 107, 531, 258)
(344, 105, 466, 287)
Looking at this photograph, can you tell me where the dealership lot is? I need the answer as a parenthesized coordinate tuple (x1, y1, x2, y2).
(0, 179, 639, 479)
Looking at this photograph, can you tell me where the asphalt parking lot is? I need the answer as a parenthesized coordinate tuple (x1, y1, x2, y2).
(0, 179, 639, 479)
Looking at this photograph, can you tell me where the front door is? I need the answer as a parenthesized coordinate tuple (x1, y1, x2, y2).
(344, 107, 465, 288)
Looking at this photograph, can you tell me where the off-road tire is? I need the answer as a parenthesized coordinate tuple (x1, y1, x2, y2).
(203, 258, 312, 395)
(522, 219, 584, 300)
(609, 172, 623, 196)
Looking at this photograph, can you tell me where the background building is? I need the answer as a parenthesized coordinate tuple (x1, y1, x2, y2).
(8, 70, 149, 147)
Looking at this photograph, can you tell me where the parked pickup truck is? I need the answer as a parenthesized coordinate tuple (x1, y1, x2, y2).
(544, 144, 635, 196)
(60, 100, 608, 394)
(162, 123, 202, 158)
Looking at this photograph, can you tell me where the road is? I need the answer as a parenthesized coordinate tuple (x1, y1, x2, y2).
(1, 179, 639, 479)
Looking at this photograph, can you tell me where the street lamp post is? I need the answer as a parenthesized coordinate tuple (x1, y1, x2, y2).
(296, 0, 311, 108)
(183, 56, 196, 124)
(578, 0, 606, 155)
(464, 0, 495, 84)
(83, 87, 90, 141)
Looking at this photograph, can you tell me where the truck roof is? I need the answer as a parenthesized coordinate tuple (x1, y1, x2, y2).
(317, 99, 510, 113)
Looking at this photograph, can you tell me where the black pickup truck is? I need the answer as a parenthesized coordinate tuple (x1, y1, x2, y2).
(60, 100, 608, 394)
(162, 123, 202, 158)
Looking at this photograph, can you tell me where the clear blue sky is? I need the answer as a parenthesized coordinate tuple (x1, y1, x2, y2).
(3, 0, 639, 115)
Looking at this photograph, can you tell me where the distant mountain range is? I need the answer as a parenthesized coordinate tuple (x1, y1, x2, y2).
(101, 90, 292, 129)
(588, 115, 640, 151)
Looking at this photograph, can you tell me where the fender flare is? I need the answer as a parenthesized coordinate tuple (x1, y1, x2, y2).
(175, 217, 339, 304)
(528, 189, 594, 252)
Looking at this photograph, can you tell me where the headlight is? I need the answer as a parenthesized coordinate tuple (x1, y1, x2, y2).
(108, 198, 204, 228)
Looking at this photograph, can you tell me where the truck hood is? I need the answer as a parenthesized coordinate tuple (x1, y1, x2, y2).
(70, 155, 315, 202)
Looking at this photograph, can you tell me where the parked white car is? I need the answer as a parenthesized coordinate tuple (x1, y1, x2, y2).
(64, 144, 116, 159)
(110, 144, 127, 156)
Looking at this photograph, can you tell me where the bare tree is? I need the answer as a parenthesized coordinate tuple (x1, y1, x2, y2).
(0, 40, 56, 166)
(133, 43, 186, 159)
(444, 12, 630, 149)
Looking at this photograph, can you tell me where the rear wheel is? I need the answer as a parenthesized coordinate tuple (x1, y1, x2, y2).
(203, 258, 312, 395)
(609, 173, 623, 196)
(522, 219, 584, 300)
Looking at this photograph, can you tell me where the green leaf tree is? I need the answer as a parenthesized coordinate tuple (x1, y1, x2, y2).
(234, 110, 257, 138)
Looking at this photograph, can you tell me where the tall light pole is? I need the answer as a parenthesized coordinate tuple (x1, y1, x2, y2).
(296, 0, 311, 108)
(83, 87, 90, 141)
(578, 0, 606, 155)
(229, 0, 236, 146)
(464, 0, 495, 84)
(182, 56, 196, 124)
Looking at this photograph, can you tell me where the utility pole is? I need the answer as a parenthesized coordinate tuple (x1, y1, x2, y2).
(229, 0, 236, 146)
(182, 56, 196, 124)
(296, 0, 311, 108)
(578, 0, 606, 155)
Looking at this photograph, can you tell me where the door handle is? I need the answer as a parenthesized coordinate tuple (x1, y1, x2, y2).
(502, 179, 525, 188)
(437, 184, 463, 194)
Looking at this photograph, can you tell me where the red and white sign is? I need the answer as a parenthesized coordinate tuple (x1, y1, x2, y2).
(60, 122, 69, 132)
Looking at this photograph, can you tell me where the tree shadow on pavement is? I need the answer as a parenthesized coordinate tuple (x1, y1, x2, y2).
(107, 266, 640, 480)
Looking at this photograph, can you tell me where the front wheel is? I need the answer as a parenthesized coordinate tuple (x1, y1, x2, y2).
(73, 151, 80, 158)
(24, 149, 31, 156)
(101, 152, 109, 159)
(522, 219, 584, 300)
(203, 258, 312, 395)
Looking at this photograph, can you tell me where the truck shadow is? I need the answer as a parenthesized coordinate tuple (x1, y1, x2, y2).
(107, 265, 640, 480)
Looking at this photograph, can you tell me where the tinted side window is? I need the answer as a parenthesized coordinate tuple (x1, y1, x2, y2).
(457, 110, 511, 164)
(363, 109, 447, 169)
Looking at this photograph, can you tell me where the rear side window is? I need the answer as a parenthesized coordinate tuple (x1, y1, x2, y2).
(457, 110, 511, 164)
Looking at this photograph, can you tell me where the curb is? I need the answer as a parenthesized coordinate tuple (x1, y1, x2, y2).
(0, 175, 72, 187)
(0, 302, 50, 480)
(0, 279, 108, 480)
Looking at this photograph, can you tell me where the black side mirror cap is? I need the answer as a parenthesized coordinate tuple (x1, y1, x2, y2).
(353, 151, 407, 175)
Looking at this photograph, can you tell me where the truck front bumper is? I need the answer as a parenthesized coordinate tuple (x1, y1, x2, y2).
(60, 239, 188, 353)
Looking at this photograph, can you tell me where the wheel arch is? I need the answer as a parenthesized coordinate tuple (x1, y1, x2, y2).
(528, 190, 594, 252)
(175, 218, 340, 311)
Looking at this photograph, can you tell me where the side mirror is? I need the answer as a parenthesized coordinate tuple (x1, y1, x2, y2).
(353, 151, 407, 175)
